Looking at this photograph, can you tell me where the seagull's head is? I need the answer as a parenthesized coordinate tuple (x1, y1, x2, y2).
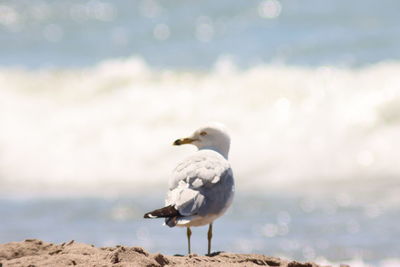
(173, 123, 231, 158)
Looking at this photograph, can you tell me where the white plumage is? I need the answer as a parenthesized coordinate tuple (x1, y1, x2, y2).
(166, 149, 234, 227)
(144, 123, 235, 255)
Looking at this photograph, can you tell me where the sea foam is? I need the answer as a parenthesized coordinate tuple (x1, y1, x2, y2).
(0, 57, 399, 195)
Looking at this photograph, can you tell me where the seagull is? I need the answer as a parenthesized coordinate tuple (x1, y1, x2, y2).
(144, 124, 235, 255)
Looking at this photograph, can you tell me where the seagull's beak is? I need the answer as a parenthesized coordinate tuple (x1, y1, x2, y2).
(173, 137, 196, 146)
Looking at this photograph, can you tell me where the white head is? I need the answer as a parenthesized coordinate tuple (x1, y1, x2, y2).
(173, 123, 231, 158)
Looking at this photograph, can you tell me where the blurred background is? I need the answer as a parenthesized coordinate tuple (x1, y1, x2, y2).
(1, 0, 400, 266)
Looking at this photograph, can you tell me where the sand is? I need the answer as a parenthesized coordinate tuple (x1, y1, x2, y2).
(0, 239, 342, 267)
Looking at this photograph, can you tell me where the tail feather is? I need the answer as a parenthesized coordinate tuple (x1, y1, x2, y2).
(144, 205, 180, 218)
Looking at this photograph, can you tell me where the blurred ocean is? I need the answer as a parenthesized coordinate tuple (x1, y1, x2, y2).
(1, 0, 400, 68)
(1, 0, 400, 266)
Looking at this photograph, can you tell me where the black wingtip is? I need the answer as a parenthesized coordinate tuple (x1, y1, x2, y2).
(143, 212, 153, 218)
(143, 205, 180, 219)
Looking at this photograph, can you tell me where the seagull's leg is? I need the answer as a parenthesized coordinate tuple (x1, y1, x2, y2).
(187, 227, 192, 255)
(207, 223, 213, 255)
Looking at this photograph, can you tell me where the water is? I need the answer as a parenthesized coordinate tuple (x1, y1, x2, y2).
(1, 1, 400, 266)
(1, 0, 400, 68)
(1, 190, 399, 266)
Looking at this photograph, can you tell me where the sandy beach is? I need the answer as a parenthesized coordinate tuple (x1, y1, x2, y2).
(0, 239, 336, 267)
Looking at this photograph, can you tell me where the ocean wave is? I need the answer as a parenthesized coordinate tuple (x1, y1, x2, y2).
(0, 57, 399, 195)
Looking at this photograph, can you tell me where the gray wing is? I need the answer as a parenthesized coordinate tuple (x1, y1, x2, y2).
(165, 150, 234, 217)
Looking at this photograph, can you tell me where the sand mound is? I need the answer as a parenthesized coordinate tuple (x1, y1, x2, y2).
(0, 239, 334, 266)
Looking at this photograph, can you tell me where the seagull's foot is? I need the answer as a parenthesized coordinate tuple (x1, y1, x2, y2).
(206, 251, 223, 257)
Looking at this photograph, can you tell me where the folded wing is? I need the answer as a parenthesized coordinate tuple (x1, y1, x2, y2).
(165, 150, 234, 226)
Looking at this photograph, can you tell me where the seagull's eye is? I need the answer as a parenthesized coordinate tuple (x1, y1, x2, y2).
(200, 131, 207, 136)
